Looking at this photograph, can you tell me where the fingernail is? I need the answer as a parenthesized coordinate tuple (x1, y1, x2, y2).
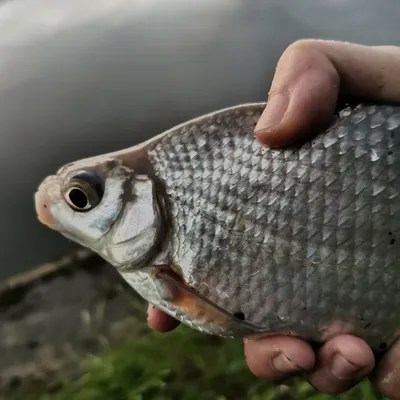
(272, 352, 302, 375)
(254, 93, 289, 134)
(330, 352, 363, 380)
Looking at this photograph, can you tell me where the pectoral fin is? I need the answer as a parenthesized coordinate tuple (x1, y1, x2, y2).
(148, 266, 264, 337)
(120, 264, 263, 337)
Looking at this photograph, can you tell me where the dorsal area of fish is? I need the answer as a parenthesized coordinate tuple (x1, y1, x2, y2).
(137, 102, 400, 351)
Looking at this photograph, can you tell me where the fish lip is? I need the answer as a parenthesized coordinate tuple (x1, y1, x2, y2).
(34, 176, 65, 232)
(34, 192, 61, 232)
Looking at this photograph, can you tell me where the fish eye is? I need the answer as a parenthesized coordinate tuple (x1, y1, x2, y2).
(63, 171, 104, 212)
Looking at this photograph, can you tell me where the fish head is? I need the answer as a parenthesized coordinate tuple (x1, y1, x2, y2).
(34, 156, 163, 269)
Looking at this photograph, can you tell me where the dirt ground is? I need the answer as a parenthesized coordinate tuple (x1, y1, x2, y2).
(0, 249, 149, 398)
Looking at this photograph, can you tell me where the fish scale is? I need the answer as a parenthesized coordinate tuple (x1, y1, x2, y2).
(145, 102, 400, 350)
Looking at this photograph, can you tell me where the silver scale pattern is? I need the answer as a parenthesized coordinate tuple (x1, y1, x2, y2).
(147, 103, 400, 350)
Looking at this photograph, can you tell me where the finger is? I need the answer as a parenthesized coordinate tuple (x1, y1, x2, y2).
(147, 304, 180, 332)
(371, 337, 400, 399)
(307, 335, 374, 394)
(244, 336, 315, 380)
(255, 39, 400, 147)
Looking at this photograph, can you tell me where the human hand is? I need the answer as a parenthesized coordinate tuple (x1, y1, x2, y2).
(148, 39, 400, 399)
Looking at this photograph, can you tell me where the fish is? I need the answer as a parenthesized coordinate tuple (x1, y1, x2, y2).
(34, 101, 400, 352)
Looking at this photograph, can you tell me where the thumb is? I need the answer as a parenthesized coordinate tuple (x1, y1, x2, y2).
(255, 40, 400, 147)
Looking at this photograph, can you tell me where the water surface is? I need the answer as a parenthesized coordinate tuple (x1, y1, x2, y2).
(1, 0, 399, 278)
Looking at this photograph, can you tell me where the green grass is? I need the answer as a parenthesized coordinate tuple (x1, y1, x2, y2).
(35, 323, 386, 400)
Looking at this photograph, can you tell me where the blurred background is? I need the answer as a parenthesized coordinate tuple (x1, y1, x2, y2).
(2, 0, 400, 279)
(1, 0, 400, 399)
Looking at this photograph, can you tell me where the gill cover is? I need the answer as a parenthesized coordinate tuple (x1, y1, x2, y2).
(102, 173, 163, 269)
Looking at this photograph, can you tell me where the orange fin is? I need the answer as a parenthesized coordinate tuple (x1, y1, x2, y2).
(149, 266, 264, 337)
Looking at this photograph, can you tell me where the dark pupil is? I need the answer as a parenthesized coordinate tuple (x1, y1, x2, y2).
(69, 188, 88, 209)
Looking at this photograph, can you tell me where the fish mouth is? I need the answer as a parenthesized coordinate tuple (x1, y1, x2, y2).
(34, 177, 64, 232)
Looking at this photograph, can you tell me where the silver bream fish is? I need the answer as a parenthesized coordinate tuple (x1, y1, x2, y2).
(35, 102, 400, 352)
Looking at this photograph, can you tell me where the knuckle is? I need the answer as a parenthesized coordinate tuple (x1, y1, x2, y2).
(283, 38, 322, 55)
(274, 39, 328, 77)
(373, 383, 400, 400)
(371, 339, 400, 399)
(372, 367, 400, 399)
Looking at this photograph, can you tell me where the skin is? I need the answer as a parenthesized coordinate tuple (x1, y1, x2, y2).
(147, 39, 400, 399)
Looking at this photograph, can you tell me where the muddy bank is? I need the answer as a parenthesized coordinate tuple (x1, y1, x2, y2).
(0, 250, 150, 398)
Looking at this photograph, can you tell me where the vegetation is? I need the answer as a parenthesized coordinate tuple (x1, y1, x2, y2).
(34, 324, 385, 400)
